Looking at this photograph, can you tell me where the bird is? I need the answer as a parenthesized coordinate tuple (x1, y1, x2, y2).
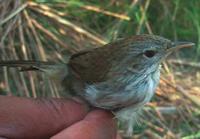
(0, 34, 194, 135)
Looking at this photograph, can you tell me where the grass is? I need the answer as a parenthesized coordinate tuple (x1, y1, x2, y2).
(0, 0, 200, 138)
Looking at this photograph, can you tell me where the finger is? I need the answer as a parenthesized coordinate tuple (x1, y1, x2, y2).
(116, 133, 122, 139)
(0, 96, 89, 139)
(51, 110, 117, 139)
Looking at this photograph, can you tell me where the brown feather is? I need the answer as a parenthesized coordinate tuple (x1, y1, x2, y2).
(69, 47, 112, 83)
(0, 60, 57, 71)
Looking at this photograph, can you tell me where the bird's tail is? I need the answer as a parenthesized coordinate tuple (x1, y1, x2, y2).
(0, 47, 72, 70)
(0, 60, 58, 71)
(0, 60, 68, 81)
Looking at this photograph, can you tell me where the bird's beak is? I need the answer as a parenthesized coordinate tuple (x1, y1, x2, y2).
(167, 41, 195, 52)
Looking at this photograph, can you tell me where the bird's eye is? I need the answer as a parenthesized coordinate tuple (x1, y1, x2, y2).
(143, 50, 156, 58)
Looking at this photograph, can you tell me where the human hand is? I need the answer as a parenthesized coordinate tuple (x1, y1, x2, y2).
(0, 96, 121, 139)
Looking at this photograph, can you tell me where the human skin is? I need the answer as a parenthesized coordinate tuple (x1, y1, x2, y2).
(0, 96, 121, 139)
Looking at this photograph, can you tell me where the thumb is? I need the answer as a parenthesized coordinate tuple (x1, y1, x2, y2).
(0, 96, 89, 139)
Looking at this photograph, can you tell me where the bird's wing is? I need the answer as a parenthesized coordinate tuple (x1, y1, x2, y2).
(69, 46, 113, 84)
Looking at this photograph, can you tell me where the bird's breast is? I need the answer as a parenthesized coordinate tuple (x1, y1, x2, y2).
(82, 68, 160, 110)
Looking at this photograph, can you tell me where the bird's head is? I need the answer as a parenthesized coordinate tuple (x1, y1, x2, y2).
(112, 34, 194, 74)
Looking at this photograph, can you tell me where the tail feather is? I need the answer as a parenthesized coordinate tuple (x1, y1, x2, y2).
(0, 60, 58, 71)
(0, 60, 68, 81)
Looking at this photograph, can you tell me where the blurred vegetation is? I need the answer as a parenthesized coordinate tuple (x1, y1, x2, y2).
(0, 0, 200, 139)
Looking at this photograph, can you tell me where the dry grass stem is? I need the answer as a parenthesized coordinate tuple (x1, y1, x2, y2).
(0, 2, 27, 26)
(28, 1, 107, 45)
(82, 5, 130, 21)
(23, 10, 47, 61)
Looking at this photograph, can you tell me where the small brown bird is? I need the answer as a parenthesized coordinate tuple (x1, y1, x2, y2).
(0, 34, 194, 135)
